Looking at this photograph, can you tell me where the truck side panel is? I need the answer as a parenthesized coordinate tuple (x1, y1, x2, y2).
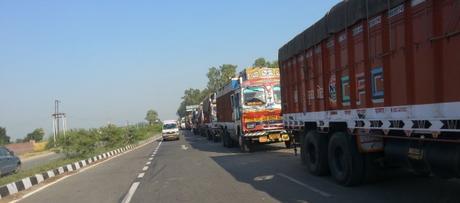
(216, 92, 233, 123)
(281, 0, 460, 113)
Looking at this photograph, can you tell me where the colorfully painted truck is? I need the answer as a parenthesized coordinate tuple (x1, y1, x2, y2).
(215, 67, 290, 152)
(279, 0, 460, 186)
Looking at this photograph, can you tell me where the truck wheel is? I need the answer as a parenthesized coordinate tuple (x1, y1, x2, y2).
(328, 132, 364, 186)
(285, 140, 292, 148)
(222, 132, 228, 147)
(212, 133, 218, 142)
(227, 133, 235, 148)
(303, 131, 329, 176)
(239, 136, 252, 152)
(300, 132, 307, 164)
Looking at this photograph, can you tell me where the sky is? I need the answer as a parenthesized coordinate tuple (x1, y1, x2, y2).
(0, 0, 340, 140)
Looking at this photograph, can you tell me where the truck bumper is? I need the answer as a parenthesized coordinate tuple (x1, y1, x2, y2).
(245, 131, 290, 143)
(162, 133, 179, 140)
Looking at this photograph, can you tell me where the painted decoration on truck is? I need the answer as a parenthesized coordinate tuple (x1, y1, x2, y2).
(341, 75, 350, 106)
(371, 67, 384, 103)
(308, 89, 315, 104)
(245, 67, 280, 81)
(329, 75, 337, 104)
(242, 109, 282, 123)
(356, 73, 366, 105)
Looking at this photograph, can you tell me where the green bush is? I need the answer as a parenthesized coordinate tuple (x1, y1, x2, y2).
(58, 129, 97, 158)
(51, 123, 161, 158)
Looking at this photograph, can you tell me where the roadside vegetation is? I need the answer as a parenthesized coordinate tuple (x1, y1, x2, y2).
(48, 123, 161, 158)
(0, 122, 161, 186)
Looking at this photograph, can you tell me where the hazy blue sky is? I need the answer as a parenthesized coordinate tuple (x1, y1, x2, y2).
(0, 0, 340, 140)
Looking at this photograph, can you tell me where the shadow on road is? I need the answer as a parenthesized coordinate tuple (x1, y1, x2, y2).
(183, 130, 460, 203)
(182, 130, 288, 154)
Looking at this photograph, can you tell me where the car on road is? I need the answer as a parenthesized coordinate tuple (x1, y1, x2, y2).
(162, 120, 180, 141)
(0, 146, 21, 176)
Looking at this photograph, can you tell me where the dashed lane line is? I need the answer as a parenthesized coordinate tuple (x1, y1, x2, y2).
(121, 182, 140, 203)
(11, 136, 162, 203)
(277, 173, 332, 198)
(121, 140, 163, 203)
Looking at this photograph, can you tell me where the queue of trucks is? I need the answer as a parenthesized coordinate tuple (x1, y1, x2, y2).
(189, 67, 290, 152)
(183, 0, 460, 186)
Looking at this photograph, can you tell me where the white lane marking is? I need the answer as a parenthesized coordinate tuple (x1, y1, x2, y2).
(121, 182, 140, 203)
(142, 166, 149, 171)
(148, 157, 153, 161)
(146, 161, 151, 165)
(277, 173, 332, 198)
(11, 136, 161, 203)
(137, 173, 145, 178)
(254, 175, 274, 181)
(181, 145, 188, 150)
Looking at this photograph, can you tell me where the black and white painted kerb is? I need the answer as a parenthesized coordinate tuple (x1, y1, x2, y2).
(0, 136, 159, 199)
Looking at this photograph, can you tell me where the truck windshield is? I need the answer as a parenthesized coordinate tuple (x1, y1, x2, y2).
(243, 86, 266, 106)
(163, 123, 177, 129)
(273, 85, 281, 104)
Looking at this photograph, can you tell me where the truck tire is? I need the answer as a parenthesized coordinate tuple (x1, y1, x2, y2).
(328, 132, 364, 186)
(222, 131, 228, 147)
(227, 133, 235, 148)
(239, 136, 252, 152)
(213, 133, 219, 142)
(303, 131, 329, 176)
(285, 140, 292, 148)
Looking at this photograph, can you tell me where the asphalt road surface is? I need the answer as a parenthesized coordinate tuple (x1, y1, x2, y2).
(20, 152, 65, 171)
(15, 131, 460, 203)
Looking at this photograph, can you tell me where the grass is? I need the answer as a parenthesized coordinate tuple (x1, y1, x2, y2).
(19, 150, 53, 159)
(0, 131, 158, 187)
(0, 157, 82, 186)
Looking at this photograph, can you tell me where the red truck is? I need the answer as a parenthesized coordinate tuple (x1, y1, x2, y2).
(279, 0, 460, 186)
(214, 67, 290, 152)
(199, 93, 221, 142)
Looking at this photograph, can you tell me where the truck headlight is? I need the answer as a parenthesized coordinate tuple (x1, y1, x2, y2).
(247, 123, 256, 129)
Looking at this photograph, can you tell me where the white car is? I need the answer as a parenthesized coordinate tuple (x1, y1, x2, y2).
(162, 120, 180, 141)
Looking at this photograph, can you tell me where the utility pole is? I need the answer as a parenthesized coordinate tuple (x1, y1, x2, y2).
(52, 99, 67, 145)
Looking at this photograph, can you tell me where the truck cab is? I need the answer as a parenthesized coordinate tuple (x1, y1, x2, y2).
(218, 67, 289, 152)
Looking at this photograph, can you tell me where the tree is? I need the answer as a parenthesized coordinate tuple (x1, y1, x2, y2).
(206, 64, 237, 93)
(253, 57, 279, 69)
(254, 57, 269, 67)
(269, 60, 279, 69)
(176, 88, 205, 117)
(0, 127, 10, 145)
(24, 128, 45, 142)
(145, 110, 159, 125)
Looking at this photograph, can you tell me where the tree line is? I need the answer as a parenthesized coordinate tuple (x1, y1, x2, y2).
(176, 57, 278, 117)
(0, 126, 45, 145)
(0, 107, 162, 146)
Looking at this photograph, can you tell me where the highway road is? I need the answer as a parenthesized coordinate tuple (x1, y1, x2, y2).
(13, 131, 460, 203)
(20, 152, 65, 171)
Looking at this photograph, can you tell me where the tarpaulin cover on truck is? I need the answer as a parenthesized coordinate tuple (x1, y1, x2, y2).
(279, 0, 407, 62)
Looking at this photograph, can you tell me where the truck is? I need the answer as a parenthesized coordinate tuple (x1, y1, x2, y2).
(215, 67, 290, 152)
(185, 105, 200, 132)
(278, 0, 460, 186)
(199, 93, 220, 142)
